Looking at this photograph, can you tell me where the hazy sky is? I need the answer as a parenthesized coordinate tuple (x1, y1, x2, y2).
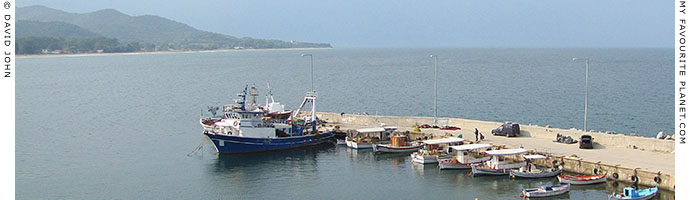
(20, 0, 672, 48)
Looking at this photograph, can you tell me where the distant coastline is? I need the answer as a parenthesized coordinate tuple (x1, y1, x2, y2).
(17, 47, 332, 58)
(17, 6, 332, 56)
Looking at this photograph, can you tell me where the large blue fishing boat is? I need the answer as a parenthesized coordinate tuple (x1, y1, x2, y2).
(201, 83, 335, 153)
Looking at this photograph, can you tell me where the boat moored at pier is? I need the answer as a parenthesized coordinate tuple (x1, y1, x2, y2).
(438, 143, 493, 170)
(557, 174, 607, 185)
(345, 127, 392, 149)
(521, 184, 570, 198)
(202, 84, 335, 153)
(372, 134, 423, 153)
(609, 186, 658, 200)
(410, 137, 465, 164)
(510, 154, 562, 178)
(471, 148, 527, 176)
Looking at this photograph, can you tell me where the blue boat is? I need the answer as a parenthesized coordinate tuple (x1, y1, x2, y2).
(201, 83, 335, 153)
(609, 186, 658, 200)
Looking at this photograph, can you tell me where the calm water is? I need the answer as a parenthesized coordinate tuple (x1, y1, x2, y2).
(17, 48, 673, 199)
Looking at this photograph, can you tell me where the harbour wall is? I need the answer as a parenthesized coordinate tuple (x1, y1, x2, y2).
(319, 112, 673, 153)
(533, 155, 673, 191)
(319, 112, 675, 191)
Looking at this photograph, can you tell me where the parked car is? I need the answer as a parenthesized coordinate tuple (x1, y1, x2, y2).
(419, 124, 431, 128)
(491, 122, 520, 137)
(579, 135, 594, 149)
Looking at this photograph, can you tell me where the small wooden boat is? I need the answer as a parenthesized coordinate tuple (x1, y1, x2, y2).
(510, 155, 562, 178)
(609, 186, 658, 200)
(346, 127, 388, 149)
(521, 184, 570, 198)
(410, 137, 465, 164)
(557, 174, 607, 185)
(471, 148, 527, 176)
(373, 143, 423, 153)
(438, 144, 492, 170)
(373, 135, 423, 153)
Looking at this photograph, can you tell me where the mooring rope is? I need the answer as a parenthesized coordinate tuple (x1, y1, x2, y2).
(187, 140, 205, 157)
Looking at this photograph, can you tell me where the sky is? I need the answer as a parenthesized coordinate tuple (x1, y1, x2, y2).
(20, 0, 673, 48)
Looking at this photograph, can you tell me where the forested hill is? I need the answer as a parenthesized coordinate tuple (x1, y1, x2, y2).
(17, 5, 331, 54)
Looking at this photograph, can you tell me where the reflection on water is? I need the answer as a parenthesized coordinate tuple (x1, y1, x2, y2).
(211, 142, 336, 172)
(204, 144, 674, 199)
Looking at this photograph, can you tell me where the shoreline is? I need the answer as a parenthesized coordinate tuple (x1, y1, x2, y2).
(16, 47, 332, 58)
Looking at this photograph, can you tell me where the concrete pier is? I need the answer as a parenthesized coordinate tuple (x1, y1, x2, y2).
(319, 112, 675, 191)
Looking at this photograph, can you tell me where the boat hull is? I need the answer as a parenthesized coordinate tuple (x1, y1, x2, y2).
(608, 187, 658, 200)
(372, 143, 422, 154)
(523, 184, 570, 198)
(471, 165, 520, 176)
(511, 168, 563, 178)
(411, 154, 437, 164)
(346, 140, 373, 149)
(608, 195, 656, 200)
(438, 162, 472, 170)
(204, 130, 336, 153)
(557, 174, 607, 185)
(410, 153, 453, 164)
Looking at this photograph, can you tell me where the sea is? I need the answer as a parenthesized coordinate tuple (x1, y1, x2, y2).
(16, 48, 673, 199)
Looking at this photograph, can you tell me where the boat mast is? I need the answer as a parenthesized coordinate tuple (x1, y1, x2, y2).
(250, 83, 258, 107)
(239, 83, 248, 111)
(265, 81, 275, 106)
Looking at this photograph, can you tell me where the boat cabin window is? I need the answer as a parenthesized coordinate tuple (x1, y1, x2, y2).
(463, 152, 468, 156)
(498, 156, 506, 161)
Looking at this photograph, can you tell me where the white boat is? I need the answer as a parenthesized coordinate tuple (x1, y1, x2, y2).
(522, 184, 570, 198)
(471, 148, 527, 176)
(510, 154, 563, 178)
(438, 144, 493, 170)
(346, 127, 389, 149)
(373, 135, 422, 153)
(410, 137, 465, 164)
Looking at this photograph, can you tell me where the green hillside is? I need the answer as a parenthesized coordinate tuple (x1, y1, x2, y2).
(17, 5, 331, 54)
(17, 20, 101, 38)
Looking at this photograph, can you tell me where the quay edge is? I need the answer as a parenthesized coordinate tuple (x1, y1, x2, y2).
(320, 112, 675, 191)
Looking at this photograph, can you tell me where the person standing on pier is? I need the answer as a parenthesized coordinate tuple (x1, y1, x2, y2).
(474, 128, 479, 141)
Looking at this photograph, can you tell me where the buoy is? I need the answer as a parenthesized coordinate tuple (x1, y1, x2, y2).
(654, 176, 662, 184)
(612, 172, 619, 179)
(594, 168, 599, 174)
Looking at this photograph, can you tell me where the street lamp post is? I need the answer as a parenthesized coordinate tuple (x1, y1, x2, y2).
(430, 55, 438, 125)
(301, 54, 314, 92)
(572, 57, 589, 132)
